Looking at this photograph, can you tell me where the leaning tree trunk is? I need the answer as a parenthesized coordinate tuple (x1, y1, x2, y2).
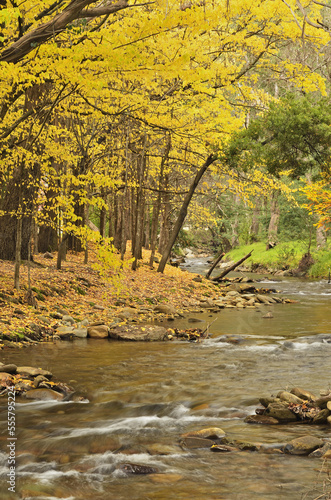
(157, 154, 216, 273)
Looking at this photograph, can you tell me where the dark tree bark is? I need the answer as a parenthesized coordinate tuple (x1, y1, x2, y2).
(158, 174, 171, 255)
(157, 154, 216, 273)
(0, 0, 130, 64)
(149, 136, 170, 267)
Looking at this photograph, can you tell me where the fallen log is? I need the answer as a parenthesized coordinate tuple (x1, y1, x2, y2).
(211, 250, 253, 282)
(205, 252, 225, 279)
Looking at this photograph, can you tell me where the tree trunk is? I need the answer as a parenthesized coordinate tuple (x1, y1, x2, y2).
(14, 216, 22, 289)
(231, 194, 240, 247)
(157, 154, 216, 273)
(268, 191, 280, 245)
(316, 223, 327, 249)
(100, 204, 107, 238)
(149, 136, 170, 267)
(250, 197, 261, 241)
(158, 174, 171, 255)
(57, 233, 69, 270)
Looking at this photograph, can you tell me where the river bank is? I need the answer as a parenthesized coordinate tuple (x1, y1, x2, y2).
(0, 249, 291, 349)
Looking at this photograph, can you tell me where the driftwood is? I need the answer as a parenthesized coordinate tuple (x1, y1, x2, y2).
(211, 250, 253, 282)
(205, 252, 225, 279)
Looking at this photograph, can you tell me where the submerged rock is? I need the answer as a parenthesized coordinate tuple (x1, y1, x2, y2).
(245, 415, 279, 425)
(116, 463, 159, 475)
(180, 427, 226, 440)
(211, 444, 237, 452)
(180, 437, 216, 449)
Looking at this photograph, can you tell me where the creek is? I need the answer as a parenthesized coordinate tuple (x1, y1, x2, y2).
(1, 258, 331, 499)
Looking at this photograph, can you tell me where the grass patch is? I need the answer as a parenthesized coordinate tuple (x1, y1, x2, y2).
(225, 240, 321, 272)
(225, 240, 331, 277)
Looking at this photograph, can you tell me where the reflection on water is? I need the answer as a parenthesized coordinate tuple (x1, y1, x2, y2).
(0, 272, 330, 499)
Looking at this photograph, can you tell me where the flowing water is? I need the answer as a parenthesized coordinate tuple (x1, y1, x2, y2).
(1, 259, 331, 499)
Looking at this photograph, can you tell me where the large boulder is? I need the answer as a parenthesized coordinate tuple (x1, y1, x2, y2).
(25, 389, 64, 401)
(87, 325, 109, 339)
(109, 325, 168, 341)
(265, 403, 297, 422)
(284, 435, 324, 455)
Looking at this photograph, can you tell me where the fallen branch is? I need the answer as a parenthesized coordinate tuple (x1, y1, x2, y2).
(211, 250, 253, 281)
(205, 252, 225, 279)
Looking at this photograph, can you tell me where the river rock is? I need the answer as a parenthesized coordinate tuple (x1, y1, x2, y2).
(0, 372, 14, 381)
(244, 415, 279, 425)
(17, 366, 53, 379)
(153, 304, 176, 315)
(116, 463, 159, 475)
(109, 325, 168, 341)
(284, 435, 324, 455)
(118, 307, 138, 320)
(25, 389, 64, 401)
(262, 312, 273, 319)
(312, 409, 330, 424)
(290, 387, 316, 402)
(210, 444, 237, 452)
(62, 315, 75, 325)
(180, 437, 216, 449)
(265, 403, 297, 422)
(73, 328, 88, 338)
(277, 391, 304, 405)
(87, 325, 109, 339)
(33, 375, 49, 388)
(180, 427, 225, 440)
(308, 442, 331, 458)
(56, 326, 75, 339)
(256, 294, 271, 304)
(259, 397, 280, 408)
(0, 364, 17, 374)
(15, 380, 34, 391)
(315, 394, 331, 409)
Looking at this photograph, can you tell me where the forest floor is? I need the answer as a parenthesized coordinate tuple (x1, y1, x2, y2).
(0, 247, 219, 348)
